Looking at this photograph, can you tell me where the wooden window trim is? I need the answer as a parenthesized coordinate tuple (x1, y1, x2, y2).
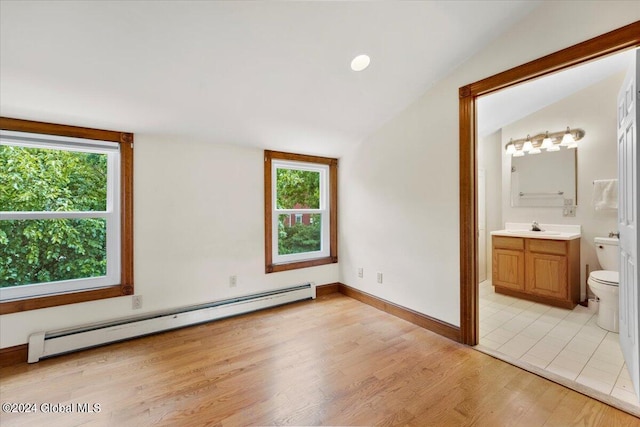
(0, 117, 134, 315)
(264, 150, 338, 273)
(458, 21, 640, 345)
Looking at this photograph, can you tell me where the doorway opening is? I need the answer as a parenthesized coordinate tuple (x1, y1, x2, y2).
(458, 22, 640, 413)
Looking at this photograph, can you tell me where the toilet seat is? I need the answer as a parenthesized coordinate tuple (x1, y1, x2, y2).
(589, 270, 619, 286)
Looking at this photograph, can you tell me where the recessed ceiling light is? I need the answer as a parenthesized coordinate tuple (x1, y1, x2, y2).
(350, 54, 370, 72)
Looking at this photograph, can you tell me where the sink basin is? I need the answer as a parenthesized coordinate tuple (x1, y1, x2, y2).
(505, 230, 561, 236)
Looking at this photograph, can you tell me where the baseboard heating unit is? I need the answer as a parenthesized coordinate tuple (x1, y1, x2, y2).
(27, 283, 315, 363)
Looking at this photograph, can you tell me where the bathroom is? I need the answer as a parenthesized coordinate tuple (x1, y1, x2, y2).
(476, 49, 637, 408)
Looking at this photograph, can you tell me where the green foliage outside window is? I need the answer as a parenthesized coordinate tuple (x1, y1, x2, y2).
(276, 168, 320, 209)
(0, 145, 108, 287)
(276, 168, 322, 255)
(278, 214, 321, 255)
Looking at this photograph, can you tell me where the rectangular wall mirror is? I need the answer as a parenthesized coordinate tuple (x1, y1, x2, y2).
(510, 149, 577, 207)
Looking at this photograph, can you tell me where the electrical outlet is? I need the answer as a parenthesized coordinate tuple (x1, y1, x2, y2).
(563, 206, 576, 217)
(132, 295, 142, 310)
(358, 268, 363, 278)
(377, 272, 383, 284)
(230, 275, 237, 287)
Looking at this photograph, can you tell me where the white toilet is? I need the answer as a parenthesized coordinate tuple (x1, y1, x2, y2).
(588, 237, 620, 332)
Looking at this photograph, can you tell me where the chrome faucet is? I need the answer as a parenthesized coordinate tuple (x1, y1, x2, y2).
(531, 221, 542, 232)
(609, 231, 620, 238)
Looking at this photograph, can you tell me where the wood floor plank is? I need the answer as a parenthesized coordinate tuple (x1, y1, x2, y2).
(1, 294, 637, 426)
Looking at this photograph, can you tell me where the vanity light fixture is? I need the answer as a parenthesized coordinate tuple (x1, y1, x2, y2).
(522, 135, 534, 152)
(560, 126, 576, 146)
(541, 131, 554, 150)
(504, 127, 585, 156)
(528, 135, 541, 154)
(546, 141, 561, 152)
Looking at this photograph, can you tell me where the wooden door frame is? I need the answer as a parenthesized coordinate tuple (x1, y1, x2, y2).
(459, 21, 640, 346)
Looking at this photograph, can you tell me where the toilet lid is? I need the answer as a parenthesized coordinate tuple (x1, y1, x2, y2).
(591, 270, 619, 285)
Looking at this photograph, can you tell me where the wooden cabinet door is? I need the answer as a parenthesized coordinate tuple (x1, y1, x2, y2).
(493, 249, 524, 290)
(525, 252, 568, 299)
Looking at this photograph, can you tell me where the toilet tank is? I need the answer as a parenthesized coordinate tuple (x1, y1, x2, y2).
(594, 237, 620, 271)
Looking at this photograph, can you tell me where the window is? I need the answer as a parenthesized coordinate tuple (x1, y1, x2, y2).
(264, 150, 337, 273)
(0, 118, 133, 314)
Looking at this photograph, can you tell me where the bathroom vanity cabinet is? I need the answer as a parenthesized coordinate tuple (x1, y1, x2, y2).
(492, 235, 580, 309)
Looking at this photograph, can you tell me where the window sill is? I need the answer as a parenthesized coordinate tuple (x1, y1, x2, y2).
(0, 285, 130, 315)
(266, 256, 338, 273)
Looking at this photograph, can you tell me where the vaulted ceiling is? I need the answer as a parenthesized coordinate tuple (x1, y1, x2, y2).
(478, 49, 633, 138)
(1, 1, 541, 156)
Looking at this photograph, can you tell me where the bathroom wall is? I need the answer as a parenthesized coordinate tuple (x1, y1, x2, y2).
(500, 71, 625, 300)
(478, 129, 503, 281)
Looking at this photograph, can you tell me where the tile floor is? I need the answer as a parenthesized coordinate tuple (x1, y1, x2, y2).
(478, 280, 639, 407)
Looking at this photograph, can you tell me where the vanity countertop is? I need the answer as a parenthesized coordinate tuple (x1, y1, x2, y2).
(490, 223, 581, 241)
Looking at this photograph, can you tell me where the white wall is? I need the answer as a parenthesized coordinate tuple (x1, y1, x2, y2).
(500, 72, 624, 300)
(0, 137, 339, 348)
(478, 130, 503, 281)
(338, 2, 639, 327)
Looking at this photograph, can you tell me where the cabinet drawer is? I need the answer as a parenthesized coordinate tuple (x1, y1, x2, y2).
(493, 236, 524, 250)
(527, 239, 567, 255)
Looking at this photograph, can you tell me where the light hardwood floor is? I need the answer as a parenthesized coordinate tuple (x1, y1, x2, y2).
(1, 293, 637, 426)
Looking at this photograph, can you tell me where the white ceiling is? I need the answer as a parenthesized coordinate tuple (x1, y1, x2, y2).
(0, 1, 540, 157)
